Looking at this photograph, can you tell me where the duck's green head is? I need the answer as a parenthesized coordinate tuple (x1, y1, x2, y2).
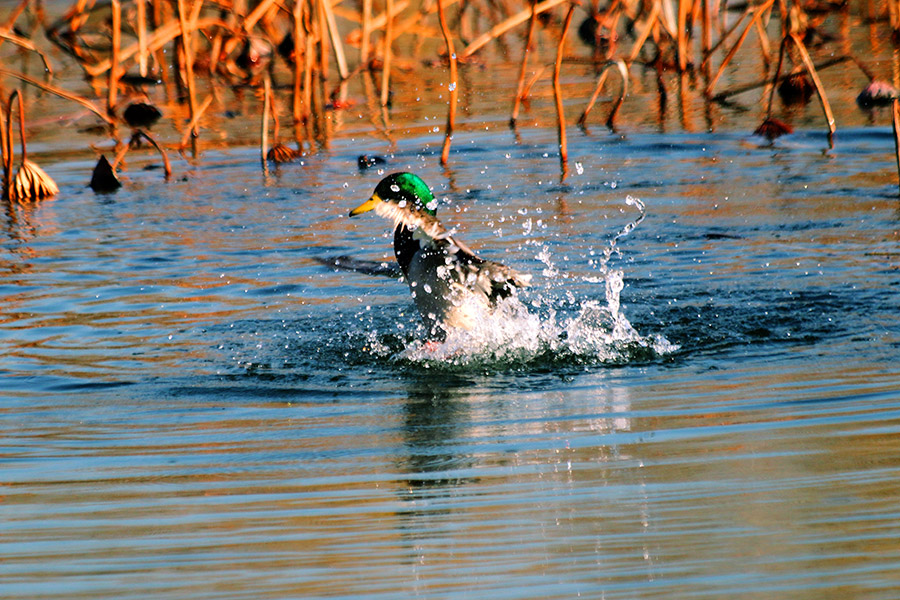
(349, 172, 438, 218)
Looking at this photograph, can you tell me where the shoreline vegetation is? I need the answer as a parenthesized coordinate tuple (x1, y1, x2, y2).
(3, 0, 900, 198)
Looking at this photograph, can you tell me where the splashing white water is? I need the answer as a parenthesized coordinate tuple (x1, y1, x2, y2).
(394, 196, 678, 367)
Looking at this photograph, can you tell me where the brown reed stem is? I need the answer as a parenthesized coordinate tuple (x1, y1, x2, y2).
(462, 0, 567, 59)
(108, 0, 121, 115)
(705, 0, 773, 97)
(712, 55, 849, 102)
(555, 4, 575, 171)
(262, 75, 271, 170)
(626, 1, 660, 65)
(764, 35, 787, 117)
(579, 59, 628, 129)
(179, 94, 213, 149)
(293, 0, 303, 125)
(361, 0, 373, 66)
(0, 30, 54, 75)
(381, 0, 394, 106)
(789, 33, 835, 141)
(893, 99, 900, 195)
(510, 0, 537, 127)
(322, 0, 349, 79)
(0, 68, 115, 125)
(176, 0, 200, 137)
(677, 0, 690, 71)
(137, 0, 148, 76)
(437, 0, 458, 166)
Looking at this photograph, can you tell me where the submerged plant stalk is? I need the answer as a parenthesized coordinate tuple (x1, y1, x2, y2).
(510, 0, 538, 127)
(554, 4, 575, 173)
(438, 0, 458, 166)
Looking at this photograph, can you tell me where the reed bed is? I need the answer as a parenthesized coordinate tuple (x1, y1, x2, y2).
(2, 0, 900, 198)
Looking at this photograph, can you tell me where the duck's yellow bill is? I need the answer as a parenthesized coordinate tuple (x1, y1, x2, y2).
(349, 194, 381, 217)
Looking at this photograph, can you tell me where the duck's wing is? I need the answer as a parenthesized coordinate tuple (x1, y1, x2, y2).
(430, 234, 532, 304)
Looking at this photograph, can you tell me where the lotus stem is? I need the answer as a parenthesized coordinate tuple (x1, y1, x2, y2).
(510, 0, 537, 127)
(137, 0, 148, 77)
(176, 0, 200, 137)
(579, 59, 628, 129)
(262, 75, 271, 170)
(893, 99, 900, 195)
(437, 0, 458, 166)
(361, 0, 373, 65)
(555, 3, 575, 170)
(381, 0, 394, 107)
(108, 0, 121, 115)
(0, 68, 115, 125)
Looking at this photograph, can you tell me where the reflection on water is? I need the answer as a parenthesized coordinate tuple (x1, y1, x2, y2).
(3, 14, 900, 598)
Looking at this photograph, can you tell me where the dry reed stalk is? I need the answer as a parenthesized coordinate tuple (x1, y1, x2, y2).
(0, 30, 54, 75)
(322, 0, 349, 79)
(700, 0, 711, 60)
(676, 0, 690, 71)
(244, 0, 280, 33)
(763, 34, 787, 117)
(625, 0, 660, 65)
(179, 94, 213, 149)
(108, 0, 121, 115)
(261, 75, 271, 170)
(461, 0, 568, 59)
(302, 2, 314, 124)
(892, 99, 900, 195)
(437, 0, 458, 166)
(753, 11, 771, 64)
(712, 55, 848, 102)
(317, 0, 329, 83)
(555, 4, 575, 171)
(522, 64, 548, 99)
(789, 33, 835, 140)
(578, 59, 628, 129)
(293, 0, 304, 125)
(361, 0, 372, 65)
(510, 0, 537, 127)
(0, 94, 8, 194)
(85, 17, 228, 78)
(113, 130, 172, 179)
(0, 0, 30, 49)
(0, 68, 116, 125)
(381, 0, 394, 107)
(701, 2, 755, 68)
(341, 1, 410, 41)
(705, 0, 773, 97)
(176, 0, 200, 138)
(137, 0, 149, 76)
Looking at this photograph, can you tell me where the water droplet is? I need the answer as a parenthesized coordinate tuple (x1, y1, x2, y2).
(390, 184, 400, 193)
(575, 162, 584, 175)
(448, 82, 456, 92)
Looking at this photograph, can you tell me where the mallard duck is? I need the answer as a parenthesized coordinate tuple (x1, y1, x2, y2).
(349, 172, 531, 339)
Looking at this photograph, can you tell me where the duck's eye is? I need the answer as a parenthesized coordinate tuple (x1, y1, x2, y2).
(390, 184, 400, 193)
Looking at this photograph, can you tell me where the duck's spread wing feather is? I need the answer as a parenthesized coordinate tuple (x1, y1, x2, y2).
(431, 235, 531, 304)
(374, 198, 531, 302)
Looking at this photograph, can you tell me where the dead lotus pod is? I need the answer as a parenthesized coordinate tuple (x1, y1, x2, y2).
(9, 159, 59, 202)
(2, 90, 59, 202)
(266, 143, 300, 163)
(754, 118, 793, 140)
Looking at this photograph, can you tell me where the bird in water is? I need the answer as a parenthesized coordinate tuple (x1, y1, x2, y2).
(349, 172, 531, 340)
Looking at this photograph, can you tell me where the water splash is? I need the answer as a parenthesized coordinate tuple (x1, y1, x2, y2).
(389, 196, 677, 368)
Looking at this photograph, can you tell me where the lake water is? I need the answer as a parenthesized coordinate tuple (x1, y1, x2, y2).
(3, 8, 900, 599)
